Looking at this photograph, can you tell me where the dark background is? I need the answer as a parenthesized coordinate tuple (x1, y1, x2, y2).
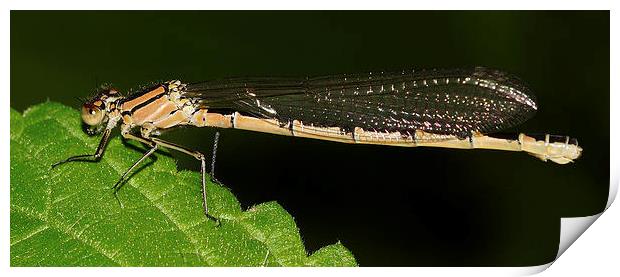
(11, 11, 610, 266)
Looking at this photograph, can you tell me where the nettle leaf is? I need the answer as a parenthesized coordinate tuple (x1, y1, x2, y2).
(10, 102, 357, 267)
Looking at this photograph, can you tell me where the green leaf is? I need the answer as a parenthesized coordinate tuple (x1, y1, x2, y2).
(10, 102, 357, 267)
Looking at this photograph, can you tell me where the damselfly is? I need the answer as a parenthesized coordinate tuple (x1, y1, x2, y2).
(52, 67, 582, 221)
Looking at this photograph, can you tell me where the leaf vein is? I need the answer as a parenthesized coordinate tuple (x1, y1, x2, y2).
(11, 204, 124, 266)
(10, 225, 49, 246)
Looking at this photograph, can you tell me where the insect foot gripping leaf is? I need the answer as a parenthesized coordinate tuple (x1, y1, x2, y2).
(10, 102, 357, 267)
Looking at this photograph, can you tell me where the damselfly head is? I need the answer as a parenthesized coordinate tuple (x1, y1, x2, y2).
(81, 88, 120, 135)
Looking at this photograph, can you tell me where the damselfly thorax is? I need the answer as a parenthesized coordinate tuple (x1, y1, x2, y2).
(53, 67, 583, 221)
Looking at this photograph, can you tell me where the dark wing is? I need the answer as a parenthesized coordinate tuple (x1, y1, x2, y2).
(183, 67, 537, 138)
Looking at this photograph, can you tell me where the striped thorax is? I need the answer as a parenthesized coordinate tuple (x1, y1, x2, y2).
(82, 80, 205, 138)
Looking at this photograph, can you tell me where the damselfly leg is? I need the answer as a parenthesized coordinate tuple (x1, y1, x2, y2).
(51, 128, 112, 168)
(53, 127, 221, 222)
(110, 133, 157, 194)
(210, 131, 221, 184)
(115, 132, 220, 223)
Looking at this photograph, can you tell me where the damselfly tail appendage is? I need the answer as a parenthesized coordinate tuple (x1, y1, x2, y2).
(52, 67, 582, 221)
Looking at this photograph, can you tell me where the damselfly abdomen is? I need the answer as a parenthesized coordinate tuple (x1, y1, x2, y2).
(52, 67, 583, 221)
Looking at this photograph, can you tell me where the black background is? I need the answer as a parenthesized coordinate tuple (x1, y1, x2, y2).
(11, 11, 610, 266)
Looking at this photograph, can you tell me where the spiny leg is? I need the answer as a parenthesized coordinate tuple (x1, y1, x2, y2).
(110, 132, 158, 207)
(117, 133, 219, 223)
(51, 128, 112, 168)
(210, 131, 221, 184)
(149, 137, 220, 224)
(111, 143, 158, 194)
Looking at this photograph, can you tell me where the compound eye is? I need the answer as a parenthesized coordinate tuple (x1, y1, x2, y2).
(81, 104, 104, 126)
